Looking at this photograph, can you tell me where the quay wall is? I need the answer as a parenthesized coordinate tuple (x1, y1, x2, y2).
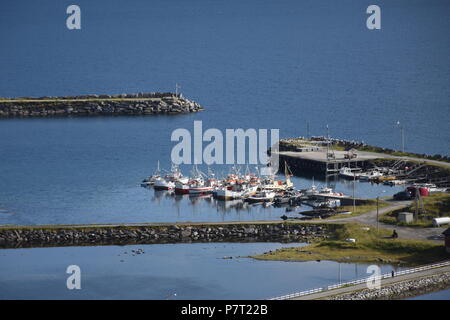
(278, 153, 372, 175)
(329, 272, 450, 300)
(0, 93, 203, 118)
(0, 222, 331, 249)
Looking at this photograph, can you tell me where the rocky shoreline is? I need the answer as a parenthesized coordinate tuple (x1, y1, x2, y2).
(0, 223, 329, 249)
(329, 272, 450, 300)
(0, 92, 203, 118)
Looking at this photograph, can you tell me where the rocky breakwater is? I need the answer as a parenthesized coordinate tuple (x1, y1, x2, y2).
(0, 223, 329, 248)
(329, 272, 450, 300)
(0, 92, 204, 118)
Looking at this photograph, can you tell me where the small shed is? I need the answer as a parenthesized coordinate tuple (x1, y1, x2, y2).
(398, 212, 414, 224)
(443, 228, 450, 254)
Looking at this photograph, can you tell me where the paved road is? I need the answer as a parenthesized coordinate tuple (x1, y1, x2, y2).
(357, 151, 450, 169)
(292, 265, 450, 300)
(290, 200, 446, 242)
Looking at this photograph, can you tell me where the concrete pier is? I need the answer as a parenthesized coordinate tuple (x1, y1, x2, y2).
(278, 150, 380, 174)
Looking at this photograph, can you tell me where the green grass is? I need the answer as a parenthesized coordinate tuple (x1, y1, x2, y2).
(380, 193, 450, 228)
(328, 199, 390, 219)
(251, 223, 447, 266)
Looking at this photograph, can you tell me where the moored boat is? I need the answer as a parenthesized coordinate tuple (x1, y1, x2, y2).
(339, 167, 360, 179)
(246, 190, 276, 203)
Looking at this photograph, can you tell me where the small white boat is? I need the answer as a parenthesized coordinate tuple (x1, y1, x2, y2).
(246, 190, 276, 203)
(383, 179, 407, 186)
(142, 161, 161, 185)
(412, 183, 447, 194)
(359, 170, 383, 181)
(153, 177, 175, 190)
(215, 185, 258, 200)
(305, 199, 341, 208)
(317, 186, 346, 198)
(339, 167, 360, 179)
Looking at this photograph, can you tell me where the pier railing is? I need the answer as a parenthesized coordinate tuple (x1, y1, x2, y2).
(268, 260, 450, 300)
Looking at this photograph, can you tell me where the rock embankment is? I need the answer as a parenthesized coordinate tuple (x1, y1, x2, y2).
(329, 272, 450, 300)
(0, 92, 203, 118)
(0, 223, 329, 249)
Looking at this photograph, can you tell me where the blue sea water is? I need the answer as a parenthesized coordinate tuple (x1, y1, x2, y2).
(0, 0, 448, 226)
(0, 242, 403, 299)
(410, 288, 450, 300)
(0, 0, 449, 300)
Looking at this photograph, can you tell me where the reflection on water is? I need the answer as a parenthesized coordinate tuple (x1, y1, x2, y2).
(409, 288, 450, 300)
(0, 242, 405, 300)
(142, 172, 403, 223)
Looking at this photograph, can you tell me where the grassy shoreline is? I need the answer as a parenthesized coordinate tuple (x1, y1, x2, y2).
(380, 193, 450, 228)
(251, 223, 448, 266)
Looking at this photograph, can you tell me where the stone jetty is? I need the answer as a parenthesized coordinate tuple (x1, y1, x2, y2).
(0, 222, 329, 249)
(329, 272, 450, 300)
(0, 92, 203, 118)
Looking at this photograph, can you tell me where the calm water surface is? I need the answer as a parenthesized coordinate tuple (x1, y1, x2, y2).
(410, 288, 450, 300)
(0, 0, 449, 225)
(0, 242, 403, 299)
(0, 0, 449, 300)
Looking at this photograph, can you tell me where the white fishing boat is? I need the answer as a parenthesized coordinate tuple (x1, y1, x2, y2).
(246, 190, 276, 203)
(305, 199, 341, 208)
(153, 177, 175, 190)
(189, 185, 214, 195)
(142, 160, 161, 186)
(215, 184, 258, 200)
(317, 186, 346, 198)
(383, 179, 407, 186)
(359, 170, 383, 181)
(260, 162, 294, 191)
(174, 180, 190, 194)
(339, 167, 360, 179)
(411, 183, 447, 194)
(304, 178, 319, 196)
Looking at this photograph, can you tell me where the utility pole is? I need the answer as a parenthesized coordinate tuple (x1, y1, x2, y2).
(353, 173, 356, 213)
(326, 124, 330, 160)
(376, 196, 379, 233)
(306, 121, 310, 139)
(396, 121, 405, 153)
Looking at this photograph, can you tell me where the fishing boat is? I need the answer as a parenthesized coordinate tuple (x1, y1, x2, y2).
(339, 167, 360, 179)
(304, 179, 319, 196)
(189, 184, 214, 195)
(153, 177, 175, 190)
(411, 183, 447, 194)
(174, 180, 190, 194)
(260, 162, 294, 191)
(316, 186, 347, 198)
(359, 170, 383, 181)
(383, 179, 407, 186)
(304, 199, 341, 208)
(215, 184, 258, 200)
(246, 190, 276, 203)
(142, 160, 161, 186)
